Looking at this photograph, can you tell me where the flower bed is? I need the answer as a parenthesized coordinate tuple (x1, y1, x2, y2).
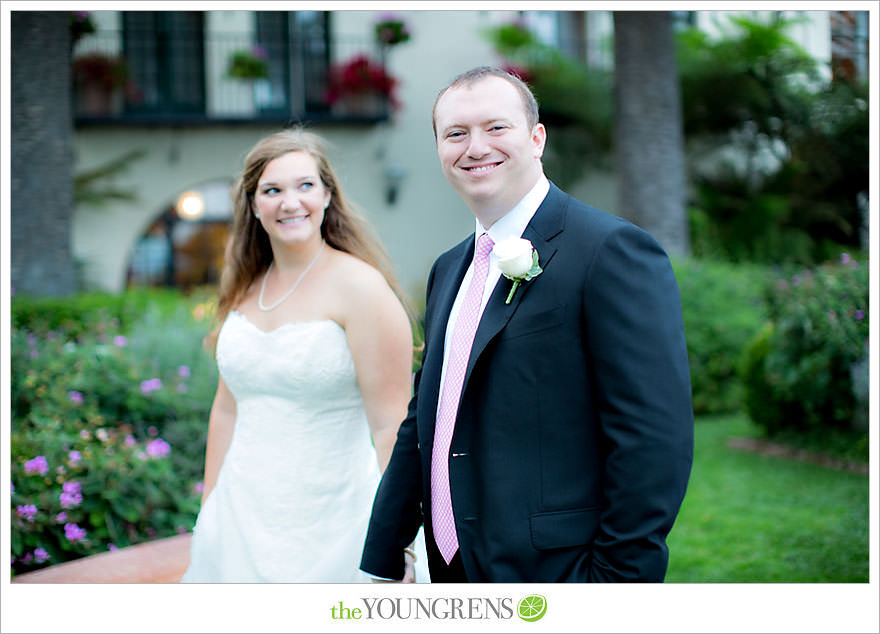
(10, 292, 217, 576)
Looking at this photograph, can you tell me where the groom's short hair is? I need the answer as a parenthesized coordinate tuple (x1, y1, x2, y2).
(431, 66, 540, 139)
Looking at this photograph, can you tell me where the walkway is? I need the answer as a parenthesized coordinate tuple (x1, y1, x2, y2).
(12, 534, 191, 583)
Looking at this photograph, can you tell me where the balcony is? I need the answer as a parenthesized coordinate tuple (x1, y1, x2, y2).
(72, 28, 394, 126)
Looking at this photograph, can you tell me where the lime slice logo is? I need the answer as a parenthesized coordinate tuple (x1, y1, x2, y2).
(517, 594, 547, 622)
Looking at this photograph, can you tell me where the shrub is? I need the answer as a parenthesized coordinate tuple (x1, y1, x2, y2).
(673, 258, 770, 415)
(741, 254, 868, 440)
(11, 287, 188, 340)
(10, 292, 217, 575)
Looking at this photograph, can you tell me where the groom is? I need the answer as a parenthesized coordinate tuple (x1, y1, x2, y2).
(361, 67, 693, 582)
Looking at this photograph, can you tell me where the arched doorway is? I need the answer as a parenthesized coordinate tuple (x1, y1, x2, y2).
(127, 180, 233, 290)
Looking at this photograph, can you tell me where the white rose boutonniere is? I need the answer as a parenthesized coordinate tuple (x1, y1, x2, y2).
(493, 237, 543, 304)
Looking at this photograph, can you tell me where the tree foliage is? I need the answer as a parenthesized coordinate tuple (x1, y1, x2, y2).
(678, 15, 869, 264)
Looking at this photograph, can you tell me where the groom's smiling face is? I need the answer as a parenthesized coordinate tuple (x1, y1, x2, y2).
(434, 75, 546, 225)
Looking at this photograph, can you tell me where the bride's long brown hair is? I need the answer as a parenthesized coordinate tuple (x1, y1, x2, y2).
(206, 128, 409, 351)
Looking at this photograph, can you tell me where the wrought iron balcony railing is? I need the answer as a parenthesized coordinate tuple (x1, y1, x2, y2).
(72, 29, 393, 125)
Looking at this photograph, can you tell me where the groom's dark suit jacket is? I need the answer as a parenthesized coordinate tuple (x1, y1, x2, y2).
(361, 183, 694, 582)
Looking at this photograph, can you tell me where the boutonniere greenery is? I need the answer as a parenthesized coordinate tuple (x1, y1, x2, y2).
(493, 237, 543, 304)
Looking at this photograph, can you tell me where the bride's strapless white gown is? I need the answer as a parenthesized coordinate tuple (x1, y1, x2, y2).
(181, 310, 428, 583)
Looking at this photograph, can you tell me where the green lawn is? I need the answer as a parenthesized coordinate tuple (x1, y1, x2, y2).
(666, 413, 870, 582)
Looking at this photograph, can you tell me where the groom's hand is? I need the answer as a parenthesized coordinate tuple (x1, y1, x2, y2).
(402, 548, 416, 583)
(368, 549, 416, 583)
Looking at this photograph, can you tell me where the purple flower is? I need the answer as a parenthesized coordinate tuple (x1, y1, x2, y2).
(140, 378, 162, 395)
(146, 438, 171, 459)
(16, 504, 38, 522)
(147, 426, 158, 437)
(60, 491, 83, 509)
(11, 482, 15, 494)
(21, 553, 33, 564)
(27, 334, 36, 347)
(64, 523, 87, 543)
(125, 434, 137, 447)
(24, 456, 48, 476)
(79, 429, 91, 440)
(68, 450, 82, 465)
(177, 365, 191, 378)
(55, 512, 68, 523)
(137, 451, 148, 461)
(68, 390, 84, 405)
(62, 481, 82, 495)
(108, 544, 118, 552)
(840, 253, 851, 265)
(113, 335, 128, 347)
(193, 481, 204, 494)
(855, 310, 865, 321)
(33, 548, 50, 564)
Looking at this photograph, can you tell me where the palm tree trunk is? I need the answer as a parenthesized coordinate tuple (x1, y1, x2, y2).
(11, 11, 77, 296)
(613, 11, 689, 257)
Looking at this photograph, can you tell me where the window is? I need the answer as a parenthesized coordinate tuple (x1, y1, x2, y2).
(123, 12, 205, 115)
(253, 11, 331, 115)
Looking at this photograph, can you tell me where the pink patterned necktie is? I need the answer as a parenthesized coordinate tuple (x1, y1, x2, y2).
(431, 232, 494, 563)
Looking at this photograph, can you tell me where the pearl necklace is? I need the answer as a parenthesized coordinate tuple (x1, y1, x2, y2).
(258, 241, 326, 312)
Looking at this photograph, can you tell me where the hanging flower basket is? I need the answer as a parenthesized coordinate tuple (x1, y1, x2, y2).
(227, 46, 269, 80)
(325, 54, 400, 114)
(72, 52, 129, 115)
(374, 13, 412, 47)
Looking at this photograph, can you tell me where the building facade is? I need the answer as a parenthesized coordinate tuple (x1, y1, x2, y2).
(70, 9, 853, 301)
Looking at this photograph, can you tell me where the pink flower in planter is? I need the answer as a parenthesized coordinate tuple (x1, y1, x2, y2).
(140, 378, 162, 395)
(60, 481, 84, 509)
(64, 523, 87, 543)
(55, 512, 68, 523)
(24, 456, 48, 476)
(33, 548, 50, 564)
(16, 504, 38, 522)
(146, 438, 171, 458)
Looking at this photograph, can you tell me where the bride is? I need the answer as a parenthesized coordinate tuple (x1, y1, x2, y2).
(181, 129, 426, 582)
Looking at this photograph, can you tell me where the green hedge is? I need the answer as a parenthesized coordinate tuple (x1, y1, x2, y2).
(10, 290, 217, 575)
(673, 258, 770, 415)
(741, 254, 868, 444)
(11, 287, 192, 339)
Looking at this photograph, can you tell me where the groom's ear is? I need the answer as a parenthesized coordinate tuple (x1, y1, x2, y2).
(532, 123, 547, 159)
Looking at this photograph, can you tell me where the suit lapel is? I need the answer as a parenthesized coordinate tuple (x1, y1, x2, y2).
(464, 184, 567, 385)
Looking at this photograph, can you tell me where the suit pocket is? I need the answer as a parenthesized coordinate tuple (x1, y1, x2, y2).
(502, 304, 566, 340)
(529, 507, 599, 550)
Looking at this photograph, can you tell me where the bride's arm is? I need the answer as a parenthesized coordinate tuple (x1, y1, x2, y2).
(342, 263, 413, 473)
(199, 376, 237, 505)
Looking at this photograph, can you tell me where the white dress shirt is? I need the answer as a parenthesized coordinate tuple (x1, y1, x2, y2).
(437, 175, 550, 400)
